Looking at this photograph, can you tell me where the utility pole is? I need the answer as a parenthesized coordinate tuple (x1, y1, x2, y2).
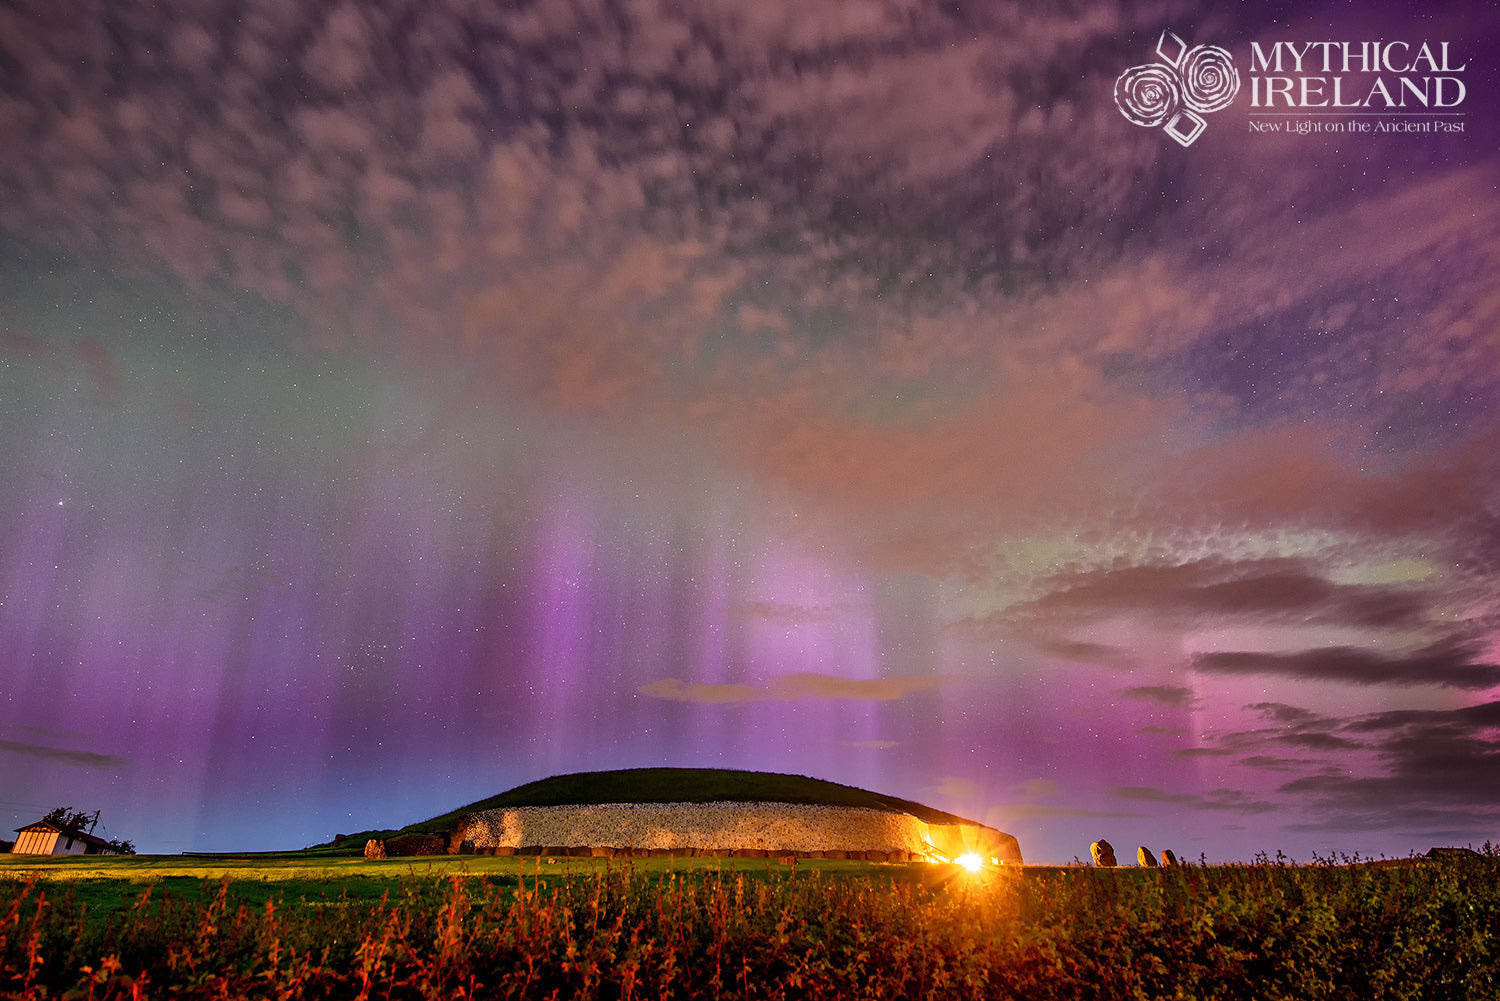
(88, 810, 100, 834)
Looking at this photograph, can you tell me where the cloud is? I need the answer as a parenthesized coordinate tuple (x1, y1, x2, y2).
(1013, 778, 1064, 799)
(986, 776, 1149, 823)
(988, 803, 1144, 822)
(72, 338, 126, 406)
(1156, 699, 1500, 838)
(1110, 786, 1277, 814)
(1248, 703, 1337, 729)
(928, 777, 981, 801)
(1171, 703, 1363, 762)
(1136, 725, 1188, 737)
(1007, 557, 1432, 632)
(1276, 731, 1365, 752)
(3, 0, 1495, 608)
(733, 364, 1175, 574)
(1171, 745, 1236, 759)
(770, 672, 947, 701)
(1344, 700, 1500, 735)
(0, 324, 64, 371)
(1283, 808, 1497, 842)
(1194, 638, 1500, 690)
(0, 328, 130, 404)
(751, 42, 1009, 186)
(0, 738, 128, 770)
(638, 671, 949, 705)
(636, 679, 761, 705)
(975, 544, 1500, 712)
(1237, 755, 1324, 772)
(1282, 700, 1500, 812)
(1282, 771, 1500, 813)
(1034, 639, 1137, 668)
(1119, 684, 1196, 708)
(302, 3, 378, 93)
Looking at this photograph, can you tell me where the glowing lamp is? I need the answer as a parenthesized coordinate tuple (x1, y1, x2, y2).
(956, 852, 983, 872)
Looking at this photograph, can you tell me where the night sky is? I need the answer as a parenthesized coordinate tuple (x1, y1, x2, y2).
(2, 0, 1497, 863)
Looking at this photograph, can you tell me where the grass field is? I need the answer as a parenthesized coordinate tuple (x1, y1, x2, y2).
(3, 851, 1497, 999)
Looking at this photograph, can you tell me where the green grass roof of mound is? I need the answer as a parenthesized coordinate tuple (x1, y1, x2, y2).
(412, 767, 980, 833)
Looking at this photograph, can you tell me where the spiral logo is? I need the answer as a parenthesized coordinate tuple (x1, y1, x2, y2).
(1114, 64, 1181, 127)
(1115, 30, 1241, 147)
(1179, 44, 1239, 113)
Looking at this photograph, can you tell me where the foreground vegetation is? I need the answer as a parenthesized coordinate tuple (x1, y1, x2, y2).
(2, 853, 1497, 999)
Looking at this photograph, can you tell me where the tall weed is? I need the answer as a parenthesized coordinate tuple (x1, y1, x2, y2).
(2, 858, 1496, 999)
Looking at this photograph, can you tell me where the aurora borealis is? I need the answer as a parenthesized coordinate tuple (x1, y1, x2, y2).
(2, 0, 1498, 862)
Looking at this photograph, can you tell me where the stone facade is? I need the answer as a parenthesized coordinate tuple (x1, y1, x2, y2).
(463, 801, 1022, 863)
(386, 833, 448, 856)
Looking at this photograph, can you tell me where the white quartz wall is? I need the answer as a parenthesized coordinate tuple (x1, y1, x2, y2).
(463, 801, 936, 853)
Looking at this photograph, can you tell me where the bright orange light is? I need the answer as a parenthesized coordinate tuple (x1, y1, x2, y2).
(956, 852, 983, 872)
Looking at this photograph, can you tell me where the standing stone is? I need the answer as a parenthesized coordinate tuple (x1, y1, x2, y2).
(1160, 849, 1179, 867)
(1137, 846, 1158, 867)
(1090, 840, 1117, 867)
(364, 839, 386, 860)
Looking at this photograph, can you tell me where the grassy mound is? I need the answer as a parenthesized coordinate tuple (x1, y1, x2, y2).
(436, 768, 976, 826)
(313, 768, 984, 852)
(317, 768, 980, 851)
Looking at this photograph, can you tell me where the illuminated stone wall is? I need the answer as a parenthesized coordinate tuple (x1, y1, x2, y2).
(463, 801, 1022, 862)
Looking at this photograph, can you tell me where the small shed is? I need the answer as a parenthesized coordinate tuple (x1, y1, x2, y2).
(11, 821, 117, 856)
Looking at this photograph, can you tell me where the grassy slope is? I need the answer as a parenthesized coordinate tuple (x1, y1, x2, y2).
(422, 768, 978, 829)
(319, 768, 982, 849)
